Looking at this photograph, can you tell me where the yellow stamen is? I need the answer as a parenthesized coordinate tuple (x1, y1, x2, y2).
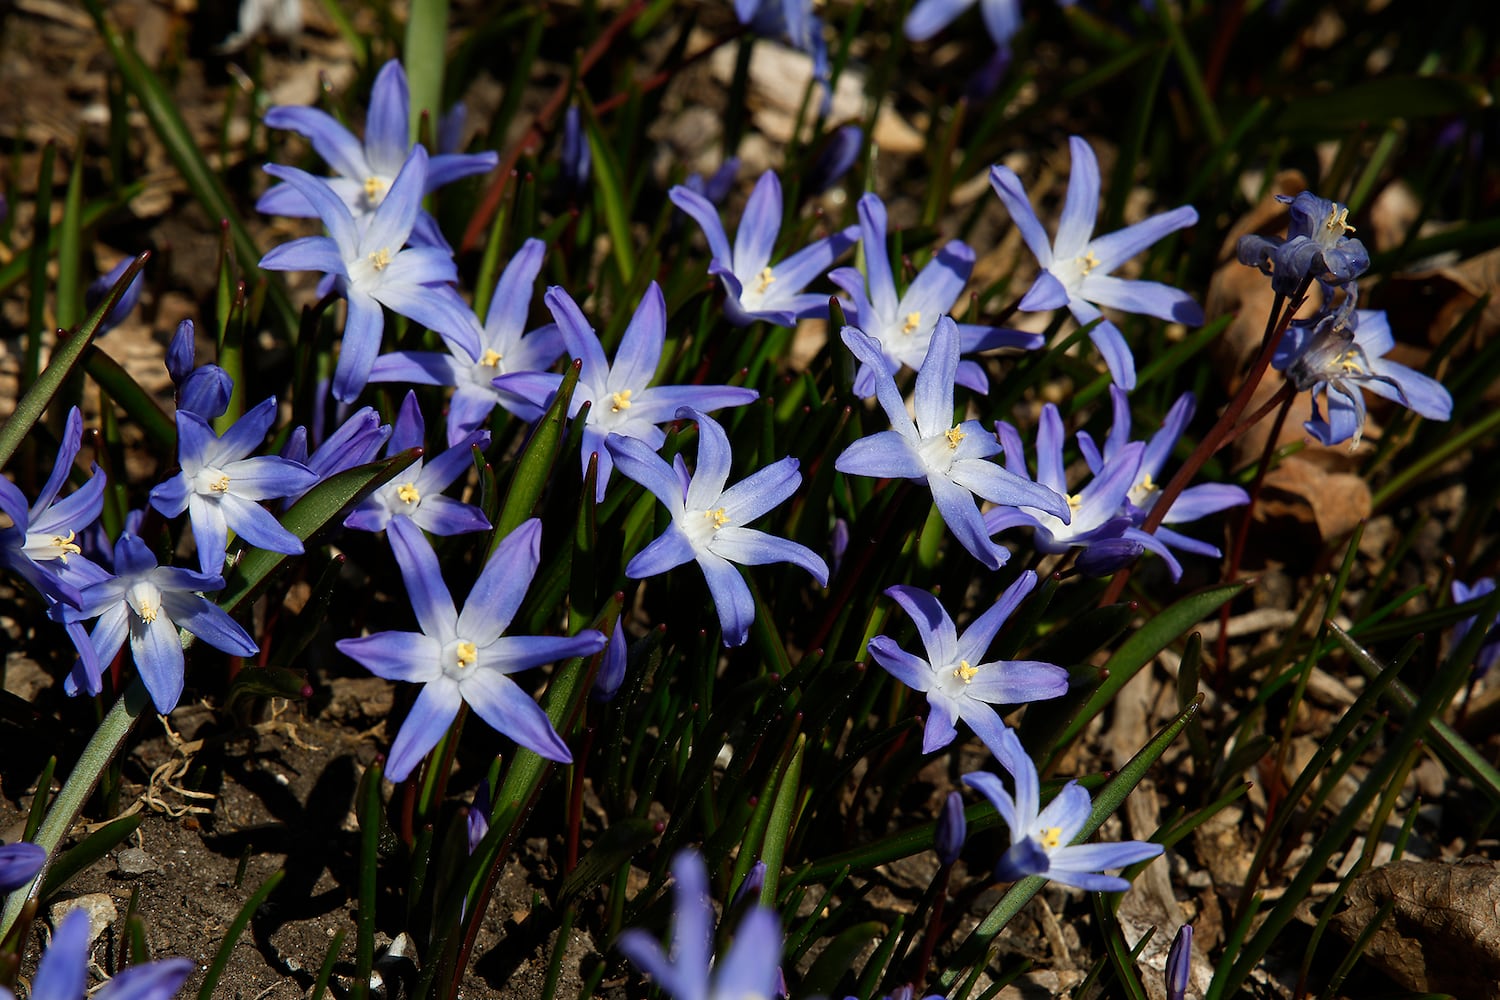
(754, 267, 776, 294)
(455, 641, 478, 668)
(1139, 473, 1157, 493)
(1067, 493, 1084, 511)
(1077, 249, 1100, 276)
(51, 530, 82, 562)
(138, 600, 158, 624)
(209, 474, 231, 494)
(610, 389, 633, 413)
(953, 659, 978, 683)
(363, 176, 386, 202)
(945, 427, 966, 450)
(1338, 350, 1363, 374)
(1324, 204, 1355, 234)
(397, 483, 421, 505)
(902, 311, 922, 335)
(1039, 827, 1063, 850)
(479, 349, 504, 367)
(703, 507, 730, 529)
(367, 247, 393, 271)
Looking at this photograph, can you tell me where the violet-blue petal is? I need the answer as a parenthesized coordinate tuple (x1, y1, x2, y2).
(904, 0, 973, 40)
(626, 529, 698, 579)
(699, 551, 757, 646)
(262, 106, 369, 179)
(884, 585, 959, 666)
(387, 517, 458, 638)
(458, 518, 541, 639)
(989, 166, 1054, 267)
(1055, 137, 1100, 255)
(95, 957, 196, 1000)
(364, 60, 412, 176)
(866, 636, 936, 694)
(710, 529, 828, 586)
(337, 631, 442, 683)
(735, 171, 783, 279)
(0, 842, 45, 891)
(668, 186, 735, 267)
(462, 670, 572, 762)
(385, 680, 463, 782)
(160, 592, 257, 658)
(33, 908, 91, 1000)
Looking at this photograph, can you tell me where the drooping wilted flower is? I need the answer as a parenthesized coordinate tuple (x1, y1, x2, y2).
(866, 574, 1067, 752)
(1236, 191, 1369, 300)
(1271, 308, 1451, 447)
(608, 408, 828, 648)
(989, 136, 1202, 389)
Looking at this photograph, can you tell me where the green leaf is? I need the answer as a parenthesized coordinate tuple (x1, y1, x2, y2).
(1273, 75, 1491, 131)
(39, 812, 143, 901)
(557, 818, 658, 908)
(491, 360, 582, 547)
(0, 252, 149, 472)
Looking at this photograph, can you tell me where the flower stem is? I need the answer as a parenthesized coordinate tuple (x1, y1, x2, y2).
(0, 676, 151, 941)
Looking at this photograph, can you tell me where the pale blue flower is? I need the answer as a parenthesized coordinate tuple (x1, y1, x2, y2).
(1272, 309, 1451, 447)
(149, 397, 319, 574)
(368, 237, 565, 441)
(965, 726, 1163, 891)
(336, 517, 606, 780)
(0, 841, 44, 891)
(669, 170, 859, 327)
(259, 146, 478, 402)
(258, 59, 497, 249)
(62, 534, 259, 714)
(608, 408, 828, 648)
(1237, 191, 1369, 299)
(830, 192, 1040, 398)
(616, 849, 782, 1000)
(279, 404, 392, 509)
(989, 136, 1201, 389)
(835, 318, 1069, 570)
(867, 574, 1067, 752)
(497, 283, 759, 501)
(343, 391, 490, 537)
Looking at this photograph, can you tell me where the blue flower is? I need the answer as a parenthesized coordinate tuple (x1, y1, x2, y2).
(279, 404, 392, 509)
(498, 283, 759, 502)
(987, 404, 1185, 574)
(1237, 192, 1369, 299)
(830, 192, 1040, 398)
(259, 146, 479, 402)
(559, 105, 591, 193)
(258, 59, 497, 249)
(369, 238, 566, 442)
(608, 408, 828, 648)
(84, 257, 145, 335)
(616, 849, 782, 1000)
(1166, 923, 1193, 1000)
(1075, 386, 1250, 580)
(906, 0, 1033, 51)
(1273, 309, 1451, 447)
(62, 534, 259, 713)
(806, 125, 863, 195)
(683, 159, 739, 206)
(866, 574, 1067, 752)
(989, 136, 1202, 389)
(336, 517, 606, 781)
(2, 907, 193, 1000)
(343, 391, 490, 537)
(669, 170, 859, 327)
(936, 791, 968, 866)
(165, 320, 232, 420)
(1451, 578, 1500, 678)
(149, 397, 319, 574)
(836, 318, 1069, 570)
(964, 726, 1163, 891)
(0, 407, 110, 609)
(0, 840, 45, 891)
(735, 0, 832, 114)
(593, 616, 628, 702)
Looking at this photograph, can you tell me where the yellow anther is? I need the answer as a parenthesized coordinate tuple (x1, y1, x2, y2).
(754, 267, 776, 294)
(397, 483, 421, 504)
(945, 427, 966, 449)
(363, 176, 386, 202)
(1338, 350, 1363, 374)
(1039, 827, 1063, 850)
(953, 659, 979, 683)
(703, 507, 730, 529)
(367, 247, 393, 271)
(1077, 249, 1101, 276)
(1324, 204, 1354, 234)
(1067, 493, 1084, 511)
(1139, 473, 1157, 493)
(51, 530, 82, 561)
(610, 389, 633, 413)
(902, 311, 922, 335)
(138, 600, 158, 624)
(209, 474, 231, 494)
(455, 641, 478, 667)
(479, 349, 504, 367)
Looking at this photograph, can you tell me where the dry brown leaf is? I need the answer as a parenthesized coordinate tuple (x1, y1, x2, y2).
(1331, 858, 1500, 999)
(1257, 457, 1371, 547)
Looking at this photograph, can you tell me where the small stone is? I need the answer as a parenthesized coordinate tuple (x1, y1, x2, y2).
(50, 893, 118, 945)
(115, 847, 159, 876)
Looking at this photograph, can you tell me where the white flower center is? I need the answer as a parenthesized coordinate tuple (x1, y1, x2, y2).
(194, 467, 232, 496)
(683, 506, 730, 550)
(126, 580, 164, 625)
(24, 529, 82, 563)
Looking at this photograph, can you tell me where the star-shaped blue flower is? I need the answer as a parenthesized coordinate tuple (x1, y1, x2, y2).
(336, 517, 606, 781)
(835, 317, 1069, 570)
(669, 170, 859, 327)
(608, 408, 828, 648)
(867, 573, 1067, 752)
(989, 136, 1202, 389)
(5, 907, 193, 1000)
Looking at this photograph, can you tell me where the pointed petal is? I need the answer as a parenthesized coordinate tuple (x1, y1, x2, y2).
(609, 283, 667, 393)
(260, 235, 346, 277)
(699, 552, 756, 646)
(1018, 269, 1071, 312)
(608, 435, 686, 512)
(1088, 206, 1198, 273)
(545, 287, 610, 392)
(458, 519, 541, 639)
(626, 526, 697, 579)
(681, 410, 733, 510)
(958, 570, 1037, 662)
(1054, 137, 1100, 256)
(717, 456, 799, 523)
(913, 317, 960, 439)
(712, 907, 782, 1000)
(463, 669, 572, 761)
(333, 291, 387, 402)
(365, 61, 412, 174)
(710, 528, 828, 586)
(387, 516, 458, 639)
(337, 630, 442, 682)
(484, 238, 547, 335)
(835, 431, 925, 480)
(884, 585, 960, 667)
(161, 593, 258, 657)
(989, 165, 1054, 268)
(262, 164, 359, 253)
(866, 636, 935, 693)
(768, 226, 859, 295)
(669, 185, 735, 267)
(263, 106, 371, 179)
(1081, 274, 1204, 326)
(385, 679, 462, 781)
(217, 494, 304, 555)
(134, 612, 187, 713)
(961, 770, 1018, 831)
(903, 240, 974, 320)
(904, 0, 975, 40)
(734, 171, 784, 278)
(856, 193, 898, 319)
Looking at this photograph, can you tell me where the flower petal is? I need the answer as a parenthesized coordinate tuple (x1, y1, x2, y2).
(387, 516, 458, 639)
(337, 630, 442, 682)
(1054, 137, 1100, 257)
(458, 518, 542, 639)
(989, 165, 1054, 269)
(734, 171, 783, 278)
(385, 679, 463, 781)
(462, 669, 572, 762)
